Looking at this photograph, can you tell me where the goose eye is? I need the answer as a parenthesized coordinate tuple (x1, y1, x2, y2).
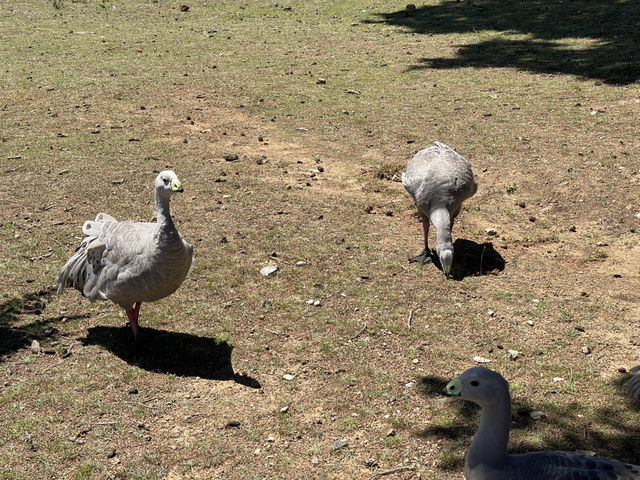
(470, 381, 480, 387)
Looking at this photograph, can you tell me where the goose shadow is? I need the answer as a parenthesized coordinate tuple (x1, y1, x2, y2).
(81, 326, 261, 389)
(448, 239, 506, 280)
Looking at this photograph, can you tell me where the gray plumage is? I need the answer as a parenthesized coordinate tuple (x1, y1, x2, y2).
(56, 170, 193, 340)
(445, 367, 640, 480)
(624, 366, 640, 400)
(402, 142, 477, 276)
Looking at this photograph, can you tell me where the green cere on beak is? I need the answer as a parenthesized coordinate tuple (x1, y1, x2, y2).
(446, 378, 463, 396)
(171, 179, 183, 192)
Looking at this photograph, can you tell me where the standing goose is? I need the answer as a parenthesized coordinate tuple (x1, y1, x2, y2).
(445, 367, 640, 479)
(56, 170, 193, 341)
(402, 142, 477, 276)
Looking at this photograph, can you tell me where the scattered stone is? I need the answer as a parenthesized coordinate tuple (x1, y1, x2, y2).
(529, 411, 545, 420)
(179, 4, 189, 12)
(507, 349, 519, 361)
(225, 421, 241, 428)
(316, 78, 326, 85)
(364, 458, 378, 468)
(333, 439, 348, 450)
(280, 405, 289, 414)
(518, 201, 526, 208)
(487, 310, 495, 317)
(529, 216, 536, 222)
(224, 153, 239, 161)
(581, 346, 592, 355)
(258, 135, 264, 142)
(473, 356, 492, 364)
(575, 325, 585, 332)
(568, 225, 576, 232)
(30, 340, 41, 354)
(527, 320, 534, 327)
(485, 228, 497, 236)
(254, 448, 261, 455)
(107, 448, 116, 459)
(295, 260, 306, 266)
(404, 382, 415, 389)
(267, 436, 275, 443)
(260, 265, 278, 277)
(282, 374, 295, 381)
(386, 429, 396, 437)
(552, 377, 564, 383)
(618, 367, 627, 373)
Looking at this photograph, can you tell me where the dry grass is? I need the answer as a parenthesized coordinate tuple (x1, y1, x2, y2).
(1, 1, 640, 479)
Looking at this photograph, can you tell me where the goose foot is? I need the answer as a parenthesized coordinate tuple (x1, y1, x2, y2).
(409, 249, 434, 265)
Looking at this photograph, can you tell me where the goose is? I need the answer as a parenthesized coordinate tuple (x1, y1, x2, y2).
(445, 367, 640, 479)
(402, 142, 477, 276)
(56, 170, 193, 342)
(624, 366, 640, 400)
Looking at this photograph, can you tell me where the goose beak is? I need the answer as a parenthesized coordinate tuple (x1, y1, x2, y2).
(171, 179, 184, 192)
(445, 378, 463, 396)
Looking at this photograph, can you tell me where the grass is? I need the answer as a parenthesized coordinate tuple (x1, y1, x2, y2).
(1, 0, 640, 478)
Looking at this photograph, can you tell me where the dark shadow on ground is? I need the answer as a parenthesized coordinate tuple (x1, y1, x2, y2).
(367, 1, 640, 84)
(415, 372, 640, 471)
(451, 239, 506, 280)
(81, 326, 261, 388)
(0, 286, 67, 359)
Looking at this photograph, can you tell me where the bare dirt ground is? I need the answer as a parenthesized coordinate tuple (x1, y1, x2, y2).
(2, 1, 640, 479)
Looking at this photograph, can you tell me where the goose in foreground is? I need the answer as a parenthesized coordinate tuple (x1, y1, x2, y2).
(624, 366, 640, 400)
(56, 170, 193, 342)
(402, 142, 477, 276)
(445, 367, 640, 479)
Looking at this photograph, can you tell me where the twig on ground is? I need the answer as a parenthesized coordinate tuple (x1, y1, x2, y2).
(350, 322, 367, 340)
(370, 465, 416, 478)
(266, 329, 281, 336)
(407, 310, 413, 329)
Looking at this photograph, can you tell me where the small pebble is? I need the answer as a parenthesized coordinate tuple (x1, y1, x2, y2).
(487, 310, 495, 317)
(553, 377, 564, 383)
(333, 439, 348, 450)
(282, 374, 295, 381)
(280, 406, 289, 413)
(527, 320, 534, 327)
(568, 225, 576, 232)
(581, 346, 592, 355)
(30, 340, 41, 354)
(485, 228, 497, 236)
(260, 265, 278, 277)
(473, 356, 492, 364)
(529, 411, 545, 420)
(386, 429, 396, 437)
(507, 350, 519, 361)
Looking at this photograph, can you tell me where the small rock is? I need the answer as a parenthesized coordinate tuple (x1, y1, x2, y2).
(529, 411, 545, 420)
(529, 216, 536, 222)
(258, 135, 264, 142)
(260, 265, 278, 277)
(280, 405, 289, 414)
(568, 225, 576, 232)
(225, 421, 241, 428)
(386, 429, 396, 437)
(30, 340, 41, 354)
(507, 349, 519, 361)
(179, 4, 189, 12)
(128, 388, 139, 395)
(313, 299, 321, 306)
(364, 458, 378, 468)
(107, 448, 116, 459)
(487, 309, 495, 317)
(473, 356, 492, 364)
(282, 374, 295, 381)
(527, 320, 534, 327)
(618, 367, 627, 373)
(316, 78, 326, 85)
(485, 228, 497, 236)
(267, 436, 275, 443)
(575, 325, 585, 332)
(224, 153, 239, 162)
(254, 448, 261, 455)
(404, 382, 415, 389)
(552, 377, 564, 383)
(295, 260, 306, 266)
(518, 201, 526, 208)
(333, 439, 348, 450)
(581, 346, 592, 355)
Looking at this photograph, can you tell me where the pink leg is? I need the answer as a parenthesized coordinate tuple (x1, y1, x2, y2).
(126, 302, 142, 341)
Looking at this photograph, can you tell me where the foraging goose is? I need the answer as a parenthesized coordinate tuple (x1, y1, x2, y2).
(624, 366, 640, 400)
(402, 142, 477, 276)
(56, 170, 193, 341)
(445, 367, 640, 479)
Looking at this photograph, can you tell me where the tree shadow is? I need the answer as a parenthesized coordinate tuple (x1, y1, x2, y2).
(451, 239, 506, 280)
(367, 1, 640, 84)
(414, 372, 640, 471)
(81, 326, 261, 388)
(0, 286, 71, 359)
